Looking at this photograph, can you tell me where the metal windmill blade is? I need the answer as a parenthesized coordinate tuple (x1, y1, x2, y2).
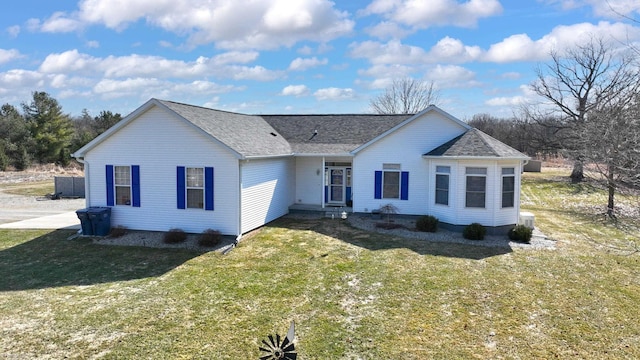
(258, 321, 297, 360)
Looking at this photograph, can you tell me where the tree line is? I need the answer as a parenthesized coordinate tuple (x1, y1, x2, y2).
(0, 91, 122, 171)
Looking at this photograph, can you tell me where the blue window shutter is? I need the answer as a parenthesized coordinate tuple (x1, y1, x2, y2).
(106, 165, 114, 206)
(205, 167, 214, 211)
(401, 171, 409, 200)
(374, 171, 382, 199)
(177, 166, 186, 209)
(131, 165, 140, 207)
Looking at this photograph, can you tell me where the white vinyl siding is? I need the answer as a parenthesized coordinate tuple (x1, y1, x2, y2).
(84, 106, 240, 235)
(240, 157, 294, 234)
(353, 110, 467, 215)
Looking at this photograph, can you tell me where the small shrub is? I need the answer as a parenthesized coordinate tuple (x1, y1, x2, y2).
(508, 224, 533, 243)
(198, 229, 223, 247)
(163, 228, 187, 244)
(416, 215, 438, 232)
(463, 223, 486, 240)
(109, 225, 127, 238)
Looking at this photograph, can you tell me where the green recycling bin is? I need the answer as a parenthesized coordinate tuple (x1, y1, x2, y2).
(88, 207, 112, 236)
(76, 208, 93, 236)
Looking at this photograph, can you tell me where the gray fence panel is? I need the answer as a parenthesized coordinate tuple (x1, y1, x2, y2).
(54, 176, 85, 198)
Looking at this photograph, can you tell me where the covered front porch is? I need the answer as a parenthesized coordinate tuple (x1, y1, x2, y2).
(294, 156, 353, 208)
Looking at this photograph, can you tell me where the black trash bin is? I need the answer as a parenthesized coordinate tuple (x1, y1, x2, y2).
(88, 207, 112, 236)
(76, 208, 93, 236)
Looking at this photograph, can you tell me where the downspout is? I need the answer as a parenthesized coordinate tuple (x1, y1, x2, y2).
(237, 160, 243, 241)
(76, 158, 90, 207)
(321, 156, 326, 209)
(516, 159, 529, 222)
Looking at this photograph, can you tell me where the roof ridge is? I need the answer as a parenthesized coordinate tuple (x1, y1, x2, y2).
(156, 98, 257, 117)
(470, 128, 501, 157)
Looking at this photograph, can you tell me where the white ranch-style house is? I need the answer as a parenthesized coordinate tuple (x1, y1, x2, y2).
(72, 99, 530, 237)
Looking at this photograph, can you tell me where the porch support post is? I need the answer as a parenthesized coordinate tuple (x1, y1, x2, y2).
(321, 157, 325, 209)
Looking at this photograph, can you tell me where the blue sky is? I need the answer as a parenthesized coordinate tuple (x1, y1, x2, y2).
(1, 0, 639, 120)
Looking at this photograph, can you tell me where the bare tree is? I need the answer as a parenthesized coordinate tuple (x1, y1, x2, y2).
(580, 92, 640, 218)
(530, 36, 638, 182)
(370, 77, 441, 114)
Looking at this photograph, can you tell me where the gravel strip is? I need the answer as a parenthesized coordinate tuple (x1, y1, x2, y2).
(86, 231, 238, 253)
(288, 213, 555, 250)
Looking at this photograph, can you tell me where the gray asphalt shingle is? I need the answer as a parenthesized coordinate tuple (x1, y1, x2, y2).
(424, 128, 528, 158)
(158, 100, 292, 157)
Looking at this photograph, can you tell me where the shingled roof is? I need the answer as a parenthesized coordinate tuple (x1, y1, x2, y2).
(260, 114, 410, 154)
(157, 100, 292, 157)
(424, 128, 528, 159)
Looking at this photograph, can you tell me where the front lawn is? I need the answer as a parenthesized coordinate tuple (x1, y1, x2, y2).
(0, 169, 638, 359)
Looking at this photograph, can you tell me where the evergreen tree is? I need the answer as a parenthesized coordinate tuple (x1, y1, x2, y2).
(22, 92, 73, 164)
(0, 103, 33, 170)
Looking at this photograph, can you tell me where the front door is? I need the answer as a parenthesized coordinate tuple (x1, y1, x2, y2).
(328, 168, 345, 204)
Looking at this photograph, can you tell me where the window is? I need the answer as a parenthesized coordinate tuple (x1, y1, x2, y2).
(502, 167, 515, 208)
(186, 167, 204, 209)
(435, 166, 450, 205)
(383, 171, 400, 199)
(465, 167, 486, 208)
(374, 165, 409, 200)
(114, 166, 131, 205)
(106, 165, 140, 207)
(177, 166, 214, 210)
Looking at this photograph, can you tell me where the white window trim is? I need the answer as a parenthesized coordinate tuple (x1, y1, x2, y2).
(114, 165, 132, 206)
(435, 165, 450, 206)
(465, 167, 487, 208)
(501, 167, 515, 208)
(186, 167, 205, 209)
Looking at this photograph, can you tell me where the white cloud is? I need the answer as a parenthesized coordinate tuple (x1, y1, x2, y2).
(6, 25, 20, 38)
(0, 69, 45, 89)
(288, 57, 328, 71)
(40, 11, 84, 32)
(281, 84, 310, 96)
(34, 0, 354, 50)
(486, 85, 537, 107)
(427, 65, 479, 88)
(428, 36, 482, 63)
(38, 49, 281, 81)
(365, 21, 412, 39)
(362, 0, 503, 28)
(483, 21, 640, 62)
(349, 40, 428, 65)
(545, 0, 640, 17)
(314, 87, 354, 100)
(0, 49, 21, 65)
(86, 40, 100, 48)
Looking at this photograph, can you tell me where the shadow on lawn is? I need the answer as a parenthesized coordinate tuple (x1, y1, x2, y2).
(276, 217, 512, 260)
(0, 230, 202, 291)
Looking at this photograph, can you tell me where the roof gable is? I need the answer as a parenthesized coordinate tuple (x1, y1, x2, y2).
(73, 99, 292, 159)
(424, 128, 529, 159)
(351, 105, 471, 154)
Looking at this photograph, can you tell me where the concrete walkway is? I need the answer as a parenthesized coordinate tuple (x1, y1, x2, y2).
(0, 211, 80, 230)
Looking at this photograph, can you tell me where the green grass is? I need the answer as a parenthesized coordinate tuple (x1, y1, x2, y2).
(2, 180, 55, 196)
(1, 170, 639, 359)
